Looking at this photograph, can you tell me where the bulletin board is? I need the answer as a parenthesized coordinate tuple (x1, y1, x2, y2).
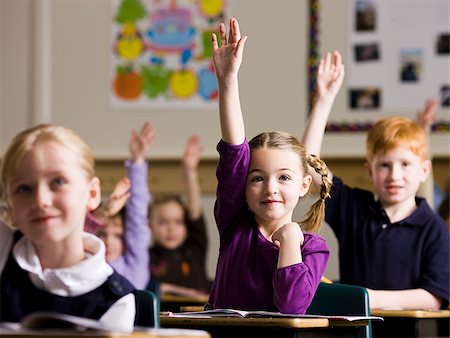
(318, 0, 449, 157)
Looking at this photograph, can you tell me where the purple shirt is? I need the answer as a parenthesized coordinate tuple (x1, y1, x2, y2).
(85, 161, 151, 289)
(208, 140, 330, 314)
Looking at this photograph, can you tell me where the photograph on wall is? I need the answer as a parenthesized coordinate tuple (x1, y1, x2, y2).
(399, 48, 422, 83)
(436, 33, 450, 55)
(110, 0, 230, 108)
(349, 88, 380, 109)
(441, 85, 450, 107)
(354, 42, 380, 62)
(355, 0, 376, 32)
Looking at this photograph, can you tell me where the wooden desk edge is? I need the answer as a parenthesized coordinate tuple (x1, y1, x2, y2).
(160, 295, 209, 304)
(0, 331, 210, 338)
(161, 316, 329, 329)
(371, 309, 450, 318)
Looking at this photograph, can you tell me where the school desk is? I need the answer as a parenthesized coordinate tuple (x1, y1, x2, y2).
(160, 315, 370, 338)
(371, 309, 450, 337)
(0, 327, 210, 338)
(160, 294, 209, 312)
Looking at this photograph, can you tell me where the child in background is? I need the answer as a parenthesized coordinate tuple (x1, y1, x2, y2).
(149, 135, 210, 297)
(0, 124, 136, 331)
(302, 54, 450, 309)
(87, 121, 154, 289)
(207, 18, 337, 314)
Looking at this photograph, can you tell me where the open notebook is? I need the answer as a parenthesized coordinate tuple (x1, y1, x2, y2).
(164, 308, 383, 322)
(0, 312, 121, 333)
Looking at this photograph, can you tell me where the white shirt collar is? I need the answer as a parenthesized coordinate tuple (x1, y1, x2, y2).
(13, 232, 113, 296)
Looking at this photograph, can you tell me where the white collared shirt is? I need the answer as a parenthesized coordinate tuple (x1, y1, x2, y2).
(0, 222, 135, 332)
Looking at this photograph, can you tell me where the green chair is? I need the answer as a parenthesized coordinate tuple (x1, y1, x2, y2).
(307, 282, 372, 338)
(133, 290, 160, 328)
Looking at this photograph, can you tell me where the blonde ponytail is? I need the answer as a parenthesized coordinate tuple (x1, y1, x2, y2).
(301, 154, 332, 232)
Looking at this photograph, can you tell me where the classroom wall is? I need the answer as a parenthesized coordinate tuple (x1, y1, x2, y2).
(1, 0, 449, 281)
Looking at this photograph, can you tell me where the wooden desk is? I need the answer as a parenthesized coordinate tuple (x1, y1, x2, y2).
(160, 294, 209, 312)
(161, 315, 370, 337)
(371, 309, 450, 338)
(0, 328, 210, 338)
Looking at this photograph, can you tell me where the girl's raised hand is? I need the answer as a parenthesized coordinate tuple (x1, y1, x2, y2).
(212, 18, 248, 79)
(129, 121, 156, 164)
(92, 177, 131, 220)
(182, 135, 203, 171)
(316, 51, 345, 104)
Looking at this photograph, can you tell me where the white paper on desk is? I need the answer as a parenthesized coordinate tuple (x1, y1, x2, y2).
(10, 311, 130, 333)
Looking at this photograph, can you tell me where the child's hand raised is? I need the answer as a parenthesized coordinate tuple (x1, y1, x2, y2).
(316, 51, 345, 104)
(212, 18, 248, 79)
(93, 177, 131, 220)
(183, 135, 203, 171)
(416, 97, 438, 134)
(129, 121, 156, 164)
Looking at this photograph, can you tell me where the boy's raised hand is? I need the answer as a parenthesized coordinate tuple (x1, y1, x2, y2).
(316, 51, 345, 104)
(212, 18, 248, 79)
(129, 121, 156, 164)
(183, 135, 203, 171)
(416, 97, 438, 134)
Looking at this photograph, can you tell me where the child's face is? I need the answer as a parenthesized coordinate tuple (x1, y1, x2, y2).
(367, 145, 430, 209)
(245, 148, 311, 228)
(150, 201, 187, 250)
(6, 143, 99, 248)
(96, 217, 124, 262)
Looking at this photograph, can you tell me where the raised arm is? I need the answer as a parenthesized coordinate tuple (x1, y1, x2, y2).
(119, 121, 155, 288)
(416, 98, 438, 208)
(182, 135, 203, 220)
(129, 121, 156, 164)
(302, 51, 345, 185)
(212, 18, 247, 145)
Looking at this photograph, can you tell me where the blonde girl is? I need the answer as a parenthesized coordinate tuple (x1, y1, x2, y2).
(0, 124, 136, 331)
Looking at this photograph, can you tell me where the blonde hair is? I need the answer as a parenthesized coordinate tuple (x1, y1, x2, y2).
(366, 116, 428, 163)
(248, 131, 332, 233)
(0, 124, 95, 203)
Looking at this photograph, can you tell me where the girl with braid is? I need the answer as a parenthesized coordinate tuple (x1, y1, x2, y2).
(206, 18, 339, 314)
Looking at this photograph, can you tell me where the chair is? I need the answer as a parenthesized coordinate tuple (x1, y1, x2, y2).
(133, 290, 160, 328)
(307, 282, 372, 338)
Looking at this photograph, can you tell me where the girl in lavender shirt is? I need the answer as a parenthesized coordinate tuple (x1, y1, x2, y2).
(207, 18, 340, 314)
(87, 121, 154, 289)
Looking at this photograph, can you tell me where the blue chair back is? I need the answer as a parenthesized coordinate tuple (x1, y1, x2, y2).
(307, 282, 372, 338)
(133, 290, 160, 328)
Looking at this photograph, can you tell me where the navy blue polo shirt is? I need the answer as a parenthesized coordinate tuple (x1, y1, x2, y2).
(326, 176, 449, 307)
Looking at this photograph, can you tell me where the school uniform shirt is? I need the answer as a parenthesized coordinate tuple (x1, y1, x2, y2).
(149, 214, 210, 292)
(208, 140, 330, 314)
(326, 176, 449, 307)
(0, 222, 136, 331)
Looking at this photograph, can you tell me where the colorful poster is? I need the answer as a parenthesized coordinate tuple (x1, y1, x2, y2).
(110, 0, 228, 108)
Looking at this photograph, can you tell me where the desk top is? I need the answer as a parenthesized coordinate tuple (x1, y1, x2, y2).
(160, 295, 209, 305)
(161, 315, 371, 329)
(0, 328, 210, 338)
(371, 309, 450, 318)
